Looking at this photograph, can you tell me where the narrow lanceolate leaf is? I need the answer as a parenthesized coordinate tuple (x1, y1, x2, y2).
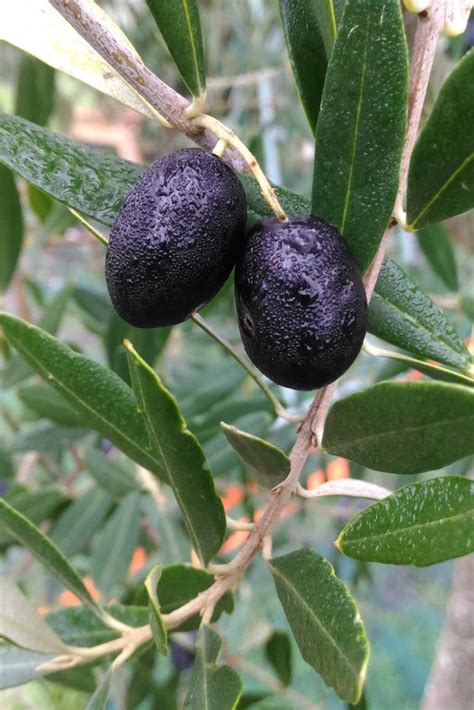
(0, 113, 142, 227)
(126, 342, 226, 565)
(364, 342, 474, 388)
(337, 477, 474, 566)
(144, 565, 168, 655)
(18, 384, 84, 428)
(265, 631, 293, 688)
(221, 423, 290, 489)
(50, 489, 113, 557)
(91, 492, 141, 594)
(83, 448, 140, 498)
(184, 626, 242, 710)
(416, 224, 459, 292)
(369, 259, 470, 371)
(0, 313, 166, 481)
(279, 0, 332, 132)
(0, 0, 161, 121)
(15, 55, 56, 127)
(0, 575, 67, 654)
(323, 381, 474, 474)
(0, 499, 102, 615)
(146, 0, 206, 97)
(407, 49, 474, 228)
(86, 667, 113, 710)
(269, 548, 369, 704)
(312, 0, 408, 271)
(0, 163, 24, 292)
(0, 647, 55, 690)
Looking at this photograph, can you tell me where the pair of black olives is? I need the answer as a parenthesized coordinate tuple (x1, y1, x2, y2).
(105, 148, 367, 390)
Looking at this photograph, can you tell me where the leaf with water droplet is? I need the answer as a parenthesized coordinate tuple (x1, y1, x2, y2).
(337, 476, 474, 566)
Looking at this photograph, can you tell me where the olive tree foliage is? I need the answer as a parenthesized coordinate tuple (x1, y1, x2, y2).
(0, 0, 473, 707)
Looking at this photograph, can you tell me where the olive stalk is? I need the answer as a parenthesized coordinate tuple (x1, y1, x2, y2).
(191, 313, 302, 422)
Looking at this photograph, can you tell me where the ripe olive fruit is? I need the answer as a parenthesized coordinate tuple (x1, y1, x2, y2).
(105, 148, 246, 327)
(235, 216, 367, 390)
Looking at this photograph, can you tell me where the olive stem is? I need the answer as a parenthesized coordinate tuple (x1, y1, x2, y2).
(226, 515, 255, 531)
(212, 138, 228, 158)
(191, 113, 288, 223)
(68, 207, 109, 247)
(191, 313, 301, 422)
(295, 480, 391, 501)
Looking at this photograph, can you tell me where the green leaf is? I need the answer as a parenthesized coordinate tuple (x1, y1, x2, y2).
(156, 564, 234, 631)
(27, 184, 53, 223)
(0, 162, 24, 291)
(0, 313, 166, 480)
(407, 49, 474, 228)
(0, 486, 65, 546)
(265, 631, 292, 688)
(337, 476, 474, 566)
(11, 422, 87, 454)
(105, 311, 171, 384)
(0, 113, 141, 226)
(86, 667, 113, 710)
(365, 342, 474, 388)
(83, 447, 140, 498)
(18, 384, 84, 428)
(50, 488, 114, 557)
(323, 381, 474, 474)
(312, 0, 408, 271)
(246, 699, 294, 710)
(279, 0, 332, 132)
(15, 54, 56, 127)
(416, 223, 459, 292)
(0, 0, 161, 121)
(0, 575, 67, 653)
(126, 342, 225, 565)
(146, 0, 206, 97)
(269, 548, 369, 704)
(368, 259, 470, 370)
(220, 423, 290, 489)
(91, 492, 142, 594)
(0, 498, 102, 615)
(144, 565, 168, 655)
(184, 625, 242, 710)
(0, 647, 55, 689)
(47, 605, 147, 648)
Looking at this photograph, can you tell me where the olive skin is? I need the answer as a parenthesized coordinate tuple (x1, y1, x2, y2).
(235, 216, 367, 390)
(106, 148, 246, 327)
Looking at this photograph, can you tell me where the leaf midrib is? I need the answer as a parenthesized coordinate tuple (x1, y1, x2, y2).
(340, 13, 370, 234)
(270, 563, 361, 686)
(343, 507, 473, 547)
(325, 411, 474, 451)
(410, 151, 474, 228)
(182, 0, 203, 94)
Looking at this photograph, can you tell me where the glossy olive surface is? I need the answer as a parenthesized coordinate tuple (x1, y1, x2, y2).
(106, 148, 246, 327)
(235, 216, 367, 390)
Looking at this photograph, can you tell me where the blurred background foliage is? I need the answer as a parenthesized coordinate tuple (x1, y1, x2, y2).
(0, 1, 473, 708)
